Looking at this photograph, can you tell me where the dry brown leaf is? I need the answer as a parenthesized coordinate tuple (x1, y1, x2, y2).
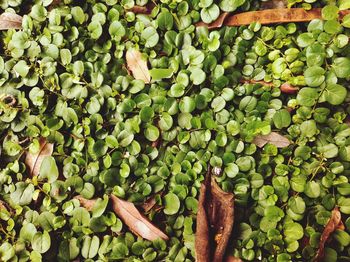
(195, 166, 234, 262)
(225, 256, 243, 262)
(240, 79, 274, 87)
(253, 132, 291, 148)
(141, 196, 157, 212)
(25, 137, 54, 177)
(280, 83, 298, 94)
(74, 195, 96, 212)
(197, 8, 350, 29)
(126, 49, 151, 83)
(0, 12, 22, 30)
(111, 194, 168, 241)
(127, 3, 155, 14)
(314, 207, 344, 262)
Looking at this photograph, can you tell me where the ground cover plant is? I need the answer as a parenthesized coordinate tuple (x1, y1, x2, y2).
(0, 0, 350, 261)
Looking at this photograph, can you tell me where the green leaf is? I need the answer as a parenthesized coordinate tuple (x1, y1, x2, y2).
(324, 84, 347, 105)
(342, 14, 350, 28)
(157, 11, 173, 30)
(88, 21, 103, 39)
(71, 6, 85, 24)
(13, 60, 29, 77)
(150, 68, 173, 81)
(284, 222, 304, 241)
(200, 4, 220, 24)
(164, 192, 180, 215)
(20, 223, 37, 242)
(333, 57, 350, 78)
(10, 182, 34, 206)
(39, 156, 59, 183)
(322, 5, 339, 20)
(109, 21, 125, 40)
(92, 195, 109, 218)
(141, 27, 159, 48)
(273, 109, 291, 129)
(118, 130, 134, 147)
(190, 68, 206, 85)
(81, 235, 100, 259)
(225, 163, 239, 178)
(304, 66, 325, 87)
(60, 49, 72, 66)
(31, 231, 51, 253)
(144, 125, 160, 142)
(219, 0, 245, 12)
(296, 88, 319, 107)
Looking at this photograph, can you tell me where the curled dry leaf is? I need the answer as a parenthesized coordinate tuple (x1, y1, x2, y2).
(111, 194, 168, 241)
(127, 2, 155, 14)
(0, 12, 22, 30)
(25, 137, 54, 177)
(240, 79, 274, 87)
(195, 166, 235, 262)
(74, 195, 97, 212)
(197, 8, 350, 29)
(126, 49, 151, 83)
(280, 83, 298, 94)
(314, 207, 344, 262)
(253, 132, 291, 148)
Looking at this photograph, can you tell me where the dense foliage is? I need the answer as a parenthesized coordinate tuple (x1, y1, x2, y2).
(0, 0, 350, 261)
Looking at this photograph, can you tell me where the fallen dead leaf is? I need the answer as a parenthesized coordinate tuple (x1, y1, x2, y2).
(240, 79, 274, 87)
(141, 196, 157, 212)
(197, 8, 350, 29)
(280, 83, 298, 94)
(0, 12, 22, 30)
(195, 166, 234, 262)
(25, 137, 54, 177)
(314, 207, 344, 262)
(225, 256, 243, 262)
(253, 132, 291, 148)
(110, 194, 168, 241)
(74, 195, 97, 212)
(127, 2, 155, 14)
(126, 49, 151, 83)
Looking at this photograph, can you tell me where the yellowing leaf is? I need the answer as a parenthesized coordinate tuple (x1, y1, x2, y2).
(126, 49, 151, 83)
(0, 12, 22, 30)
(25, 138, 54, 177)
(111, 194, 168, 241)
(253, 132, 290, 148)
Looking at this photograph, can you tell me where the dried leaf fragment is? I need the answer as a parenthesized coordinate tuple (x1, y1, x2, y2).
(74, 195, 97, 212)
(225, 256, 243, 262)
(111, 194, 168, 241)
(25, 137, 54, 177)
(0, 12, 22, 30)
(253, 132, 291, 148)
(314, 207, 344, 262)
(127, 2, 155, 14)
(126, 49, 151, 83)
(195, 166, 234, 262)
(240, 79, 274, 87)
(280, 83, 298, 94)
